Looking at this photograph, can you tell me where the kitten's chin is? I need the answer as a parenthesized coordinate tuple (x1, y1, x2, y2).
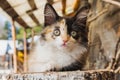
(56, 44, 73, 51)
(53, 42, 76, 51)
(61, 43, 67, 47)
(55, 44, 68, 50)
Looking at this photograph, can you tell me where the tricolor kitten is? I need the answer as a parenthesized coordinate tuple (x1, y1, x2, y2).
(28, 3, 89, 72)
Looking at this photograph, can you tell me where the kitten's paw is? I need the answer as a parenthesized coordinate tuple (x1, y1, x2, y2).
(38, 63, 55, 72)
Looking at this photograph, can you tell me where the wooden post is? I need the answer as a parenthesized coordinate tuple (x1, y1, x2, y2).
(29, 28, 34, 48)
(73, 0, 80, 12)
(23, 28, 27, 72)
(11, 19, 17, 73)
(10, 54, 13, 71)
(61, 0, 66, 15)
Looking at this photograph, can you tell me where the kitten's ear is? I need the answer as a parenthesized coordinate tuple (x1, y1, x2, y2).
(44, 3, 59, 26)
(74, 5, 90, 24)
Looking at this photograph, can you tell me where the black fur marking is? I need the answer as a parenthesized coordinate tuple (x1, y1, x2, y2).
(59, 61, 84, 71)
(66, 17, 88, 45)
(41, 33, 46, 40)
(49, 61, 84, 72)
(65, 4, 89, 45)
(50, 68, 57, 71)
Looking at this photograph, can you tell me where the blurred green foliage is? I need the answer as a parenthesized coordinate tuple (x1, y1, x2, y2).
(17, 25, 43, 39)
(0, 21, 43, 40)
(1, 21, 9, 39)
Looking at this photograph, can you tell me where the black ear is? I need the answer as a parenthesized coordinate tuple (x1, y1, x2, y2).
(74, 5, 90, 25)
(44, 3, 59, 26)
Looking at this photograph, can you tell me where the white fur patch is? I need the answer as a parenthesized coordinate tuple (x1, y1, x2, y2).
(28, 36, 87, 72)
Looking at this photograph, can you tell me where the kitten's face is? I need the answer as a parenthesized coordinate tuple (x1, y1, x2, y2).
(41, 19, 76, 50)
(40, 3, 88, 50)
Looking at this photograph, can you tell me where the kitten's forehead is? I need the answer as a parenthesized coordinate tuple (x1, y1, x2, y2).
(42, 19, 67, 33)
(48, 18, 67, 28)
(60, 19, 66, 23)
(57, 19, 66, 27)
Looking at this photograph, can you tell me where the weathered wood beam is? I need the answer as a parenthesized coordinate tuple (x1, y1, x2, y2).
(73, 0, 80, 12)
(87, 0, 120, 70)
(27, 10, 40, 25)
(103, 0, 120, 7)
(61, 0, 66, 15)
(1, 70, 117, 80)
(27, 0, 40, 25)
(0, 0, 29, 28)
(15, 17, 29, 28)
(28, 0, 37, 10)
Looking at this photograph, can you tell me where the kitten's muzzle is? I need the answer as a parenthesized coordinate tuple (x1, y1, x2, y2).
(62, 40, 68, 46)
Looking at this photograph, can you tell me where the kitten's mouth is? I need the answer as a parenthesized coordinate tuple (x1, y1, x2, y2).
(61, 43, 67, 47)
(62, 43, 66, 46)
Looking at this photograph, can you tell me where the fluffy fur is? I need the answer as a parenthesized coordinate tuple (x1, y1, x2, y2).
(27, 3, 89, 72)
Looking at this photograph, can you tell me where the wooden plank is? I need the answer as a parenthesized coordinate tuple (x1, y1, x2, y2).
(27, 11, 40, 25)
(1, 70, 116, 80)
(28, 0, 37, 10)
(27, 0, 40, 25)
(15, 17, 29, 28)
(0, 0, 28, 28)
(103, 0, 120, 7)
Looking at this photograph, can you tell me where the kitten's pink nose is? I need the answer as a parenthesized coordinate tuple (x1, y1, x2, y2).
(62, 40, 68, 46)
(63, 40, 68, 43)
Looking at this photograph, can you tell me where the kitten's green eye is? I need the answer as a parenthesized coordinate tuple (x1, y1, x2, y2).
(53, 29, 60, 36)
(71, 31, 77, 37)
